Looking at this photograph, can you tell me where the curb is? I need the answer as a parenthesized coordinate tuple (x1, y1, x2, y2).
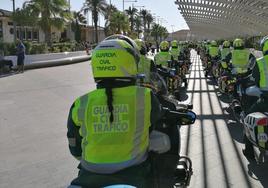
(23, 55, 91, 70)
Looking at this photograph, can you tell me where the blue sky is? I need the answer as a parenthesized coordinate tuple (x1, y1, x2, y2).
(1, 0, 188, 32)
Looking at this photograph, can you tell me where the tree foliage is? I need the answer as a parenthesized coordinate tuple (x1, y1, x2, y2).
(107, 11, 129, 35)
(23, 0, 72, 45)
(71, 11, 87, 42)
(125, 6, 138, 32)
(151, 23, 168, 42)
(82, 0, 107, 43)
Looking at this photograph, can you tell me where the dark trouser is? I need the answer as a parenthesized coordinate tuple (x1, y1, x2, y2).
(233, 77, 251, 99)
(70, 159, 153, 188)
(17, 56, 25, 72)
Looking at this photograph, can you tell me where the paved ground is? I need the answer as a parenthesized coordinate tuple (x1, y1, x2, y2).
(0, 51, 267, 188)
(180, 51, 268, 188)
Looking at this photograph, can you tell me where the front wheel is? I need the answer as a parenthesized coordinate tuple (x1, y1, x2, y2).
(205, 71, 208, 78)
(243, 134, 255, 160)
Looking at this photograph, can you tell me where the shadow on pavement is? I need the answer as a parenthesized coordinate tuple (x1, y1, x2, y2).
(247, 161, 268, 188)
(0, 71, 20, 78)
(226, 121, 244, 143)
(182, 51, 259, 188)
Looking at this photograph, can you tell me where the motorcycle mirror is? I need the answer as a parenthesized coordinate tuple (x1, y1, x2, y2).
(180, 111, 197, 125)
(137, 74, 146, 79)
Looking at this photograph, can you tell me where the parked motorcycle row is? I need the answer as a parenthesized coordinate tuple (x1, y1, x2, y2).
(136, 44, 195, 187)
(197, 44, 268, 164)
(69, 38, 267, 188)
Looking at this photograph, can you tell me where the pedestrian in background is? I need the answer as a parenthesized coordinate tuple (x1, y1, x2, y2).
(16, 39, 25, 73)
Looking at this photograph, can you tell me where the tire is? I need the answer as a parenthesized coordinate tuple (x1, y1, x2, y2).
(175, 91, 181, 101)
(243, 134, 255, 160)
(205, 71, 208, 78)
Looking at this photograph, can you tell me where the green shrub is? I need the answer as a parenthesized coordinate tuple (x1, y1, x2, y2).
(51, 42, 75, 52)
(24, 41, 32, 54)
(30, 43, 48, 54)
(0, 43, 17, 56)
(61, 46, 70, 52)
(50, 46, 61, 53)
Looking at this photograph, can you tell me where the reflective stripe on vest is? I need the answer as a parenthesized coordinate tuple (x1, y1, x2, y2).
(232, 49, 250, 73)
(138, 55, 151, 82)
(155, 52, 171, 66)
(72, 94, 89, 159)
(209, 46, 218, 57)
(221, 48, 231, 60)
(72, 86, 151, 172)
(257, 58, 268, 91)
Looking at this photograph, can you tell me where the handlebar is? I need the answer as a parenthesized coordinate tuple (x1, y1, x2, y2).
(162, 107, 196, 125)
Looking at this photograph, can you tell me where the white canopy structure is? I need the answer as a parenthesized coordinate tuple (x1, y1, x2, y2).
(175, 0, 268, 40)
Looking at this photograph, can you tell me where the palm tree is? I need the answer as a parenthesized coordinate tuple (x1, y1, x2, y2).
(104, 4, 117, 20)
(12, 7, 37, 40)
(24, 0, 72, 45)
(108, 11, 129, 34)
(159, 26, 168, 41)
(82, 0, 107, 43)
(151, 23, 160, 42)
(145, 13, 153, 33)
(72, 11, 87, 42)
(104, 4, 118, 36)
(125, 6, 138, 32)
(151, 23, 168, 42)
(140, 9, 148, 37)
(134, 16, 142, 36)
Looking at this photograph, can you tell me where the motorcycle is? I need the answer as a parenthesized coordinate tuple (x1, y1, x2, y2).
(228, 71, 256, 121)
(174, 60, 189, 88)
(211, 59, 221, 79)
(218, 75, 236, 95)
(139, 72, 193, 112)
(156, 64, 183, 100)
(204, 57, 220, 78)
(240, 86, 268, 163)
(68, 107, 197, 188)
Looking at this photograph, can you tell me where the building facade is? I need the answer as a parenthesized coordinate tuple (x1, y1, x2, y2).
(0, 8, 106, 44)
(81, 25, 105, 44)
(0, 9, 46, 43)
(167, 29, 194, 41)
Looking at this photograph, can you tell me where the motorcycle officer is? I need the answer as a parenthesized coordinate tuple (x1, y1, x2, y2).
(205, 40, 220, 77)
(242, 36, 268, 159)
(170, 40, 180, 61)
(207, 40, 220, 61)
(154, 41, 173, 68)
(221, 40, 231, 60)
(134, 39, 155, 83)
(220, 40, 232, 73)
(223, 38, 256, 111)
(67, 35, 163, 187)
(246, 36, 268, 114)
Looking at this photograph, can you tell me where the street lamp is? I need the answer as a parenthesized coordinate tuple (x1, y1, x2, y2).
(171, 25, 175, 40)
(123, 0, 137, 11)
(11, 0, 16, 42)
